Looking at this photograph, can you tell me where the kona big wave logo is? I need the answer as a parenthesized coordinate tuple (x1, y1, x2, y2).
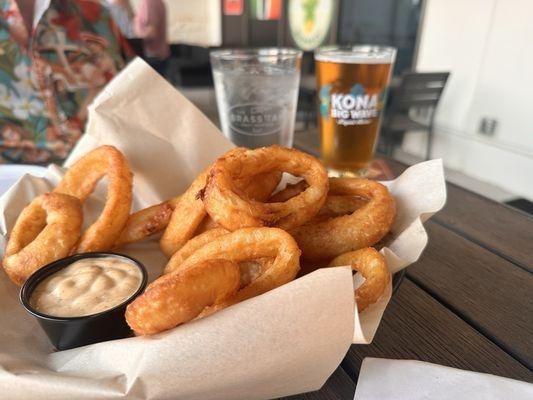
(320, 84, 384, 126)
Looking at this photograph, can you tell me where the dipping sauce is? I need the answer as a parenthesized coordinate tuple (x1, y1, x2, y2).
(30, 257, 143, 317)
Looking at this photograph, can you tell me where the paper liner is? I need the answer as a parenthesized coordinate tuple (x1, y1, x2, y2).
(354, 358, 533, 400)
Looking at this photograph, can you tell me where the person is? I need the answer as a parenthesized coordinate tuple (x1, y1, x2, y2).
(102, 0, 135, 38)
(0, 0, 133, 164)
(134, 0, 170, 76)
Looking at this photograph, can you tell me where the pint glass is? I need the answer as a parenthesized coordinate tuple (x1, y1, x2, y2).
(211, 48, 302, 148)
(315, 46, 396, 171)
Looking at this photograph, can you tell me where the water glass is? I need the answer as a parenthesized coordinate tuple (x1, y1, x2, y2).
(210, 48, 302, 148)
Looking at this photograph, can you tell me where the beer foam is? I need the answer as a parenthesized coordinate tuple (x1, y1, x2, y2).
(315, 47, 395, 64)
(315, 53, 393, 64)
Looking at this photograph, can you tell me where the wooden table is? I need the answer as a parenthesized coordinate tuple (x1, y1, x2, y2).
(282, 129, 533, 399)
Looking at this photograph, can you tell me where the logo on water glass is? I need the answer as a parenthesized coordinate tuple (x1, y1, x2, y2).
(229, 104, 282, 136)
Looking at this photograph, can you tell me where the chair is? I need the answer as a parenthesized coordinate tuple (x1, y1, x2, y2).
(381, 72, 449, 160)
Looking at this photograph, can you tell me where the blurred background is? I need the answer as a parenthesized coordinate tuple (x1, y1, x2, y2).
(1, 0, 532, 213)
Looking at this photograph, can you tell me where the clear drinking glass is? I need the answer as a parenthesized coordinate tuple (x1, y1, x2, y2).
(210, 48, 302, 148)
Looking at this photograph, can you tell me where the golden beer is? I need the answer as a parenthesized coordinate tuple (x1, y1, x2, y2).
(315, 46, 396, 171)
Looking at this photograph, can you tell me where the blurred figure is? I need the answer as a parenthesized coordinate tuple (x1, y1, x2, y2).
(0, 0, 133, 164)
(102, 0, 135, 38)
(134, 0, 170, 76)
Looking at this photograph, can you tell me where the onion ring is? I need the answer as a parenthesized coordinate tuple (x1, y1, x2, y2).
(193, 215, 220, 235)
(164, 228, 273, 289)
(168, 227, 300, 307)
(54, 145, 133, 253)
(269, 180, 308, 203)
(290, 177, 396, 260)
(203, 146, 328, 230)
(159, 167, 281, 257)
(314, 195, 368, 222)
(159, 168, 210, 257)
(163, 228, 230, 275)
(2, 193, 83, 286)
(125, 259, 241, 335)
(114, 197, 179, 248)
(238, 258, 273, 288)
(239, 169, 283, 202)
(270, 180, 368, 222)
(328, 247, 390, 312)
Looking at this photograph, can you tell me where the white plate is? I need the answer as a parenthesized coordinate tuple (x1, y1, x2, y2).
(0, 165, 48, 196)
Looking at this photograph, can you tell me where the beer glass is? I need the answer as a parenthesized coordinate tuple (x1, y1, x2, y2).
(315, 46, 396, 172)
(211, 48, 302, 148)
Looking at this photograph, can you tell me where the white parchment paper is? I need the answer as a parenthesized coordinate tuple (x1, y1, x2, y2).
(0, 59, 446, 399)
(354, 358, 533, 400)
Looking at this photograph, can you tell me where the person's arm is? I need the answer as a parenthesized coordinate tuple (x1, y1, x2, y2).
(15, 0, 35, 33)
(133, 0, 156, 39)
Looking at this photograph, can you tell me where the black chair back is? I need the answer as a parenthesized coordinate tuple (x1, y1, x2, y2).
(390, 72, 450, 112)
(381, 71, 450, 160)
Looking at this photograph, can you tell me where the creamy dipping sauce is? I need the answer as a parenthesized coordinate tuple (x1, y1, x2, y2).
(30, 257, 142, 317)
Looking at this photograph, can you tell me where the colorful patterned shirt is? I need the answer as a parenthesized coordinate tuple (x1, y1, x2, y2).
(0, 0, 132, 164)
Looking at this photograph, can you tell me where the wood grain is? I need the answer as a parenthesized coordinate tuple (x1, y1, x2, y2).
(407, 221, 533, 369)
(280, 367, 355, 400)
(434, 184, 533, 272)
(343, 279, 533, 383)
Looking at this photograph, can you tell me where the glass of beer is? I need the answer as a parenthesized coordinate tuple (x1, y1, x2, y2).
(315, 46, 396, 172)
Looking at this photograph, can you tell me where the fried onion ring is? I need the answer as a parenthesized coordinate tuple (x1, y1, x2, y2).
(125, 259, 241, 335)
(54, 145, 133, 253)
(168, 227, 300, 307)
(328, 247, 390, 312)
(290, 177, 396, 260)
(269, 180, 308, 203)
(3, 193, 83, 286)
(159, 168, 281, 257)
(314, 195, 368, 222)
(239, 169, 283, 202)
(114, 197, 179, 248)
(270, 180, 368, 222)
(163, 228, 230, 274)
(238, 258, 273, 288)
(159, 168, 210, 257)
(193, 215, 220, 235)
(163, 228, 273, 288)
(203, 146, 328, 230)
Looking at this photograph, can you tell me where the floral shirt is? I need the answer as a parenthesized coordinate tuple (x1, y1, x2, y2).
(0, 0, 132, 164)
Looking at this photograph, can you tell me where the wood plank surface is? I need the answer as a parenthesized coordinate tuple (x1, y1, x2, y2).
(407, 221, 533, 369)
(433, 184, 533, 272)
(343, 279, 533, 383)
(281, 367, 355, 400)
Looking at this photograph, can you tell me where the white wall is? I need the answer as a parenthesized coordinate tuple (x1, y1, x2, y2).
(405, 0, 533, 200)
(131, 0, 221, 46)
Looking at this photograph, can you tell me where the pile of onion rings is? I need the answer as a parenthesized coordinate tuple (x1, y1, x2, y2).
(3, 144, 397, 334)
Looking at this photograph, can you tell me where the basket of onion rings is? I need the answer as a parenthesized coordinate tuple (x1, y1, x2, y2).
(0, 59, 447, 400)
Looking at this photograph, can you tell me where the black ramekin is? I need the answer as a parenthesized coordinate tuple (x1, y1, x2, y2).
(20, 252, 147, 351)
